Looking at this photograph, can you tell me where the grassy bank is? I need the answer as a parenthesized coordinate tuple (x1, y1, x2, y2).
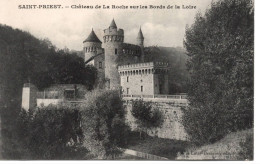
(176, 128, 253, 160)
(124, 131, 190, 160)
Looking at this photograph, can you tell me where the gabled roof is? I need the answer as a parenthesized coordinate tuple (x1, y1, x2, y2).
(137, 27, 144, 39)
(109, 19, 117, 28)
(83, 29, 102, 43)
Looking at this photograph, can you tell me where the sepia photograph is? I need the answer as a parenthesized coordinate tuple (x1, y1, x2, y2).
(0, 0, 256, 161)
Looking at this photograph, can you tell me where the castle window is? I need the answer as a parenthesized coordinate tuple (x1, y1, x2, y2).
(127, 88, 129, 94)
(127, 76, 129, 82)
(64, 89, 75, 100)
(141, 86, 143, 92)
(115, 48, 118, 55)
(99, 62, 102, 69)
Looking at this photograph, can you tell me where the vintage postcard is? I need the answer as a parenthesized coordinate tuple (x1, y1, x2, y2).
(0, 0, 255, 162)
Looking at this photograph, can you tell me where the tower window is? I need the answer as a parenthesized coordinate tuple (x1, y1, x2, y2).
(99, 62, 102, 69)
(127, 76, 129, 82)
(141, 86, 143, 92)
(127, 88, 129, 94)
(115, 48, 118, 55)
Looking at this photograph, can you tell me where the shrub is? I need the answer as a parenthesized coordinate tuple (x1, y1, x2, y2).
(182, 107, 228, 145)
(131, 99, 164, 139)
(16, 106, 88, 159)
(80, 89, 130, 159)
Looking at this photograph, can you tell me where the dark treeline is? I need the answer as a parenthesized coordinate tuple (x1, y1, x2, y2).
(0, 24, 97, 159)
(143, 46, 189, 93)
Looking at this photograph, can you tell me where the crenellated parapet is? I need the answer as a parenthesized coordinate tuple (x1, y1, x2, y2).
(118, 62, 169, 76)
(103, 34, 124, 43)
(103, 28, 124, 43)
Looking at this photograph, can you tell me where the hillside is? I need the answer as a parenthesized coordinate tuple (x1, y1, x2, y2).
(0, 24, 96, 159)
(144, 46, 189, 93)
(176, 129, 253, 160)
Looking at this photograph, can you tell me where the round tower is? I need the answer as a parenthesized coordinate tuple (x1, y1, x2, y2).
(83, 29, 102, 65)
(103, 19, 124, 89)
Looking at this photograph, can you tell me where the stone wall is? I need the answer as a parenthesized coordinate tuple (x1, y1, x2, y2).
(94, 53, 105, 85)
(121, 73, 154, 95)
(124, 101, 188, 141)
(21, 83, 38, 110)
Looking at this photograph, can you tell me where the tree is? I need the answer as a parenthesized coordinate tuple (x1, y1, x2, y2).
(0, 25, 98, 158)
(80, 90, 130, 159)
(183, 0, 254, 145)
(16, 106, 88, 159)
(131, 99, 163, 139)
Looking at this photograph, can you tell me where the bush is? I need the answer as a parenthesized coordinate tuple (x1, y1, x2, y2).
(16, 106, 88, 159)
(182, 107, 228, 145)
(131, 99, 164, 139)
(80, 89, 130, 159)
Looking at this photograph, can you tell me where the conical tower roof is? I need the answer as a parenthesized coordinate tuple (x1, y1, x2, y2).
(109, 19, 117, 28)
(83, 29, 102, 43)
(137, 27, 144, 39)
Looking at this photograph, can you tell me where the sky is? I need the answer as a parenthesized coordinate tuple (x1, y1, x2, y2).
(0, 0, 212, 51)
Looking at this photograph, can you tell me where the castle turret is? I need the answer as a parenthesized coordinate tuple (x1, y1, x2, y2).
(83, 29, 102, 65)
(137, 27, 145, 62)
(103, 19, 124, 89)
(137, 27, 144, 46)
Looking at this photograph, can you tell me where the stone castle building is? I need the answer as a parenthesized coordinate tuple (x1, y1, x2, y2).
(84, 19, 169, 95)
(21, 19, 172, 110)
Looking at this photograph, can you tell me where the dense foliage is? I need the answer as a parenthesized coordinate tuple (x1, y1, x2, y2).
(0, 25, 97, 90)
(182, 0, 254, 145)
(16, 106, 88, 159)
(80, 90, 130, 159)
(131, 99, 163, 139)
(0, 24, 97, 159)
(144, 46, 189, 93)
